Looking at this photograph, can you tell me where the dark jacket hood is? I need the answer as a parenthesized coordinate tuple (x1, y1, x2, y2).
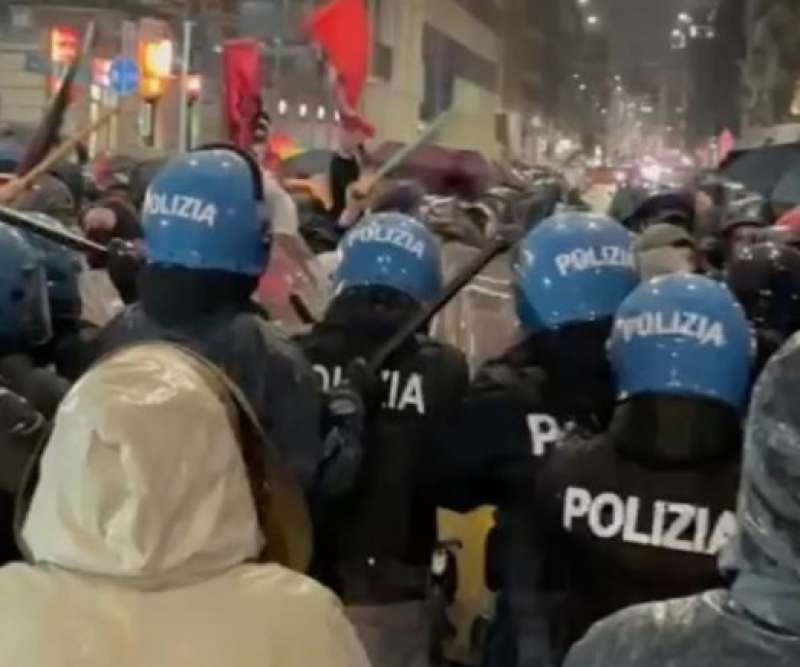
(322, 287, 420, 342)
(722, 334, 800, 634)
(479, 320, 616, 431)
(139, 265, 259, 326)
(609, 395, 741, 467)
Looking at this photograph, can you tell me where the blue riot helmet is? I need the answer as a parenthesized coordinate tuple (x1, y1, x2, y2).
(21, 212, 83, 322)
(333, 212, 443, 304)
(0, 223, 52, 349)
(142, 146, 269, 276)
(608, 274, 753, 412)
(512, 212, 638, 333)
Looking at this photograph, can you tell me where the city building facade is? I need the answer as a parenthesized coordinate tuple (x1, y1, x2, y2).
(0, 0, 594, 164)
(0, 0, 239, 158)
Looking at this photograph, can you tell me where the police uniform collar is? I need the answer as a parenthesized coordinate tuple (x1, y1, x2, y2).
(609, 395, 741, 467)
(140, 265, 259, 326)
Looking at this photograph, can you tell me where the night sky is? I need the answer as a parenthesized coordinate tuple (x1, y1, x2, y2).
(594, 0, 708, 70)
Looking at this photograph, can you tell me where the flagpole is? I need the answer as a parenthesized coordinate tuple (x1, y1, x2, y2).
(178, 20, 194, 153)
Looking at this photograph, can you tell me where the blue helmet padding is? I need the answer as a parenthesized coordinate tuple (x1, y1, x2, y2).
(143, 149, 269, 276)
(334, 212, 443, 304)
(21, 213, 83, 319)
(0, 223, 51, 346)
(512, 212, 638, 332)
(608, 274, 753, 411)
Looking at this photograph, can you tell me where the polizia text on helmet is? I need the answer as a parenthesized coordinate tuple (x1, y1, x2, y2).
(144, 192, 218, 228)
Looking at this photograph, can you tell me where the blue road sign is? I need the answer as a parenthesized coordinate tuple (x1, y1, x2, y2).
(109, 57, 139, 96)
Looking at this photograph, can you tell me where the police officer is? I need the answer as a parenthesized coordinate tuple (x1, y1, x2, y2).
(0, 224, 58, 562)
(90, 147, 355, 493)
(713, 198, 767, 271)
(0, 222, 70, 419)
(455, 213, 639, 667)
(533, 274, 751, 661)
(621, 189, 695, 233)
(15, 212, 98, 383)
(297, 212, 469, 667)
(726, 241, 800, 375)
(564, 334, 800, 667)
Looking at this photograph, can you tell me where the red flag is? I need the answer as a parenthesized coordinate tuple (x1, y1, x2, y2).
(222, 39, 262, 149)
(307, 0, 374, 138)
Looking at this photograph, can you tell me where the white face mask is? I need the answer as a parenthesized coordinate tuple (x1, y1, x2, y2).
(636, 247, 697, 280)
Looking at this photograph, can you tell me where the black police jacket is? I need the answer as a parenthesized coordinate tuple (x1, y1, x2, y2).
(453, 324, 617, 667)
(455, 323, 616, 509)
(296, 305, 469, 584)
(89, 267, 326, 491)
(534, 396, 741, 660)
(0, 384, 47, 564)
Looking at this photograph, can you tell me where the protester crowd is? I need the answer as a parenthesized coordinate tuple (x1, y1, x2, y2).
(0, 110, 798, 667)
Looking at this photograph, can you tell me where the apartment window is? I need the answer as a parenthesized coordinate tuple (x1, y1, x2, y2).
(371, 0, 394, 80)
(373, 43, 393, 80)
(421, 25, 498, 119)
(421, 27, 455, 120)
(451, 0, 500, 31)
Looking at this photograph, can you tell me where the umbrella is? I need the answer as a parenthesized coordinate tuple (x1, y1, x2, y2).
(280, 149, 334, 178)
(371, 142, 492, 199)
(720, 143, 800, 199)
(772, 162, 800, 208)
(269, 132, 303, 162)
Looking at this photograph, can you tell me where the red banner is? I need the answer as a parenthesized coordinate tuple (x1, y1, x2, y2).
(222, 39, 262, 149)
(307, 0, 374, 138)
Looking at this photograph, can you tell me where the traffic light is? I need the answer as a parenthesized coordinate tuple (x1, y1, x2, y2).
(186, 74, 202, 103)
(50, 26, 78, 64)
(138, 38, 173, 101)
(143, 39, 173, 78)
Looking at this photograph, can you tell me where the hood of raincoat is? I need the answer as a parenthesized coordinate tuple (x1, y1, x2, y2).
(722, 333, 800, 634)
(17, 343, 303, 589)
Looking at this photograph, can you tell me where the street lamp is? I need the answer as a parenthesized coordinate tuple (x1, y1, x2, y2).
(586, 14, 599, 26)
(579, 83, 587, 91)
(577, 0, 590, 6)
(678, 12, 692, 24)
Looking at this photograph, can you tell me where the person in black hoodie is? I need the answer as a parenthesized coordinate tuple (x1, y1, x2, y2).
(533, 273, 752, 663)
(726, 241, 800, 377)
(455, 213, 640, 667)
(88, 147, 361, 497)
(297, 211, 469, 667)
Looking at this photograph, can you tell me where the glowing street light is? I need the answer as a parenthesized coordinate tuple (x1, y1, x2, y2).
(579, 83, 587, 91)
(577, 0, 590, 6)
(678, 12, 692, 24)
(586, 14, 599, 26)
